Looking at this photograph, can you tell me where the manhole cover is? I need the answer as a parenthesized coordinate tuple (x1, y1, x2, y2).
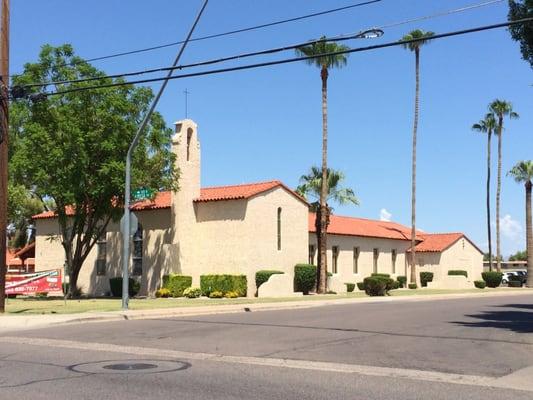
(69, 359, 190, 374)
(103, 363, 158, 371)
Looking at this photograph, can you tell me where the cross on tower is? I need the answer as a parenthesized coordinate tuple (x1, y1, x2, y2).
(184, 89, 190, 118)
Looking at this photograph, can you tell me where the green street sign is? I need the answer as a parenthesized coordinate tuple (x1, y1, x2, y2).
(132, 188, 154, 201)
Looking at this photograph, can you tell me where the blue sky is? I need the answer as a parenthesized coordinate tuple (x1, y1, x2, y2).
(11, 0, 533, 257)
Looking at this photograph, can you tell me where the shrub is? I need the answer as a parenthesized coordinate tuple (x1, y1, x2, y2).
(397, 276, 407, 288)
(294, 264, 317, 295)
(408, 283, 418, 289)
(481, 271, 503, 288)
(356, 282, 365, 291)
(474, 280, 486, 289)
(363, 276, 394, 296)
(209, 290, 224, 299)
(255, 270, 284, 289)
(109, 277, 140, 297)
(224, 291, 239, 298)
(371, 273, 390, 278)
(183, 287, 202, 298)
(162, 274, 192, 297)
(200, 275, 247, 297)
(345, 283, 355, 293)
(448, 270, 468, 278)
(155, 288, 171, 298)
(419, 272, 434, 287)
(326, 290, 337, 295)
(391, 281, 401, 290)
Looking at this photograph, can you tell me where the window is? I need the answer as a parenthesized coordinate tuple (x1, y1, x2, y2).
(277, 207, 282, 251)
(96, 233, 107, 276)
(186, 127, 193, 161)
(391, 249, 397, 274)
(332, 246, 339, 274)
(132, 223, 143, 276)
(373, 248, 379, 273)
(309, 245, 316, 265)
(353, 247, 360, 274)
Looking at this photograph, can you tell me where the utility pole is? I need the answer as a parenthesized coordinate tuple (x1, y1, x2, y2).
(0, 0, 9, 313)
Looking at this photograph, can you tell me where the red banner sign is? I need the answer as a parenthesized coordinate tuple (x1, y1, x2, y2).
(6, 269, 63, 295)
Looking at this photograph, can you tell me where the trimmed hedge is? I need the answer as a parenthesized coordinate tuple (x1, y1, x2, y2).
(448, 270, 468, 278)
(397, 276, 407, 288)
(109, 277, 140, 297)
(294, 264, 317, 295)
(162, 274, 192, 297)
(200, 275, 247, 297)
(408, 283, 418, 289)
(345, 283, 355, 293)
(481, 271, 503, 288)
(363, 276, 394, 296)
(420, 272, 434, 287)
(371, 273, 391, 278)
(255, 270, 284, 289)
(357, 282, 365, 291)
(474, 280, 486, 289)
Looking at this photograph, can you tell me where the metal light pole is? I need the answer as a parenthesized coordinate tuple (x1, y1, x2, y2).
(121, 0, 209, 310)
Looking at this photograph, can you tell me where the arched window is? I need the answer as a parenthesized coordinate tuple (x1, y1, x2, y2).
(186, 127, 193, 161)
(277, 207, 282, 251)
(132, 223, 143, 276)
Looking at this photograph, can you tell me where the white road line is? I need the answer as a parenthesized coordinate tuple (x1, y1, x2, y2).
(0, 336, 531, 392)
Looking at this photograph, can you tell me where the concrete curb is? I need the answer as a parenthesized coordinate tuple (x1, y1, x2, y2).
(1, 289, 532, 333)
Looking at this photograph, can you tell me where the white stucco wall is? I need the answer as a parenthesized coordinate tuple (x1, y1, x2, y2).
(309, 234, 411, 288)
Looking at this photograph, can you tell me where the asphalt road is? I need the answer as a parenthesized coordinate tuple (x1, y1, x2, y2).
(1, 294, 532, 399)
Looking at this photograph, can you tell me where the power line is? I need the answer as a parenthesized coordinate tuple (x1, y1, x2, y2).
(19, 29, 384, 89)
(31, 18, 533, 98)
(10, 0, 382, 76)
(17, 0, 505, 90)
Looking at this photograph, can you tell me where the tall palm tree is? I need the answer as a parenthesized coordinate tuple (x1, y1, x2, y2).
(489, 100, 519, 272)
(297, 166, 359, 292)
(296, 38, 349, 293)
(472, 113, 497, 271)
(401, 29, 434, 285)
(508, 161, 533, 287)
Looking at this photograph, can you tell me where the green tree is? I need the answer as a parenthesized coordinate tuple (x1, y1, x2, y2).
(10, 44, 178, 297)
(295, 38, 349, 294)
(490, 100, 519, 272)
(297, 167, 359, 289)
(7, 184, 44, 248)
(509, 250, 528, 261)
(472, 113, 497, 270)
(508, 161, 533, 287)
(508, 0, 533, 68)
(401, 29, 434, 285)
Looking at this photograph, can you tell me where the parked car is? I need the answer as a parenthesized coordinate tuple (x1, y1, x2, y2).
(501, 272, 517, 284)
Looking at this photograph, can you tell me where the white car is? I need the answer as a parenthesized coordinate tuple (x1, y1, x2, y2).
(501, 272, 517, 284)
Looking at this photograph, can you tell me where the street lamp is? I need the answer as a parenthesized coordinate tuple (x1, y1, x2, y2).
(356, 28, 384, 39)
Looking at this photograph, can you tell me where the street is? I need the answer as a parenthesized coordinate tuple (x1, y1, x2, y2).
(1, 294, 532, 399)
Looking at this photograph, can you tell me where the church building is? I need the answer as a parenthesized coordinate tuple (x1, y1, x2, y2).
(33, 119, 483, 296)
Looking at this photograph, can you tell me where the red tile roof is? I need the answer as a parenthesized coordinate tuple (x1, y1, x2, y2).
(309, 213, 420, 241)
(195, 180, 307, 204)
(33, 180, 307, 219)
(410, 232, 482, 254)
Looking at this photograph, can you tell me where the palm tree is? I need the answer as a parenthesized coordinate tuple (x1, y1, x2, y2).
(296, 166, 358, 293)
(296, 38, 349, 293)
(400, 29, 434, 285)
(472, 113, 497, 271)
(508, 161, 533, 288)
(489, 100, 519, 272)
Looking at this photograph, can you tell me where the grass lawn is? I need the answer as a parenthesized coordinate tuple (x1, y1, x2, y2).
(2, 287, 527, 315)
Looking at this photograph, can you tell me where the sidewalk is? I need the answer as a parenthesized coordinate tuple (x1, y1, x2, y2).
(1, 289, 532, 333)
